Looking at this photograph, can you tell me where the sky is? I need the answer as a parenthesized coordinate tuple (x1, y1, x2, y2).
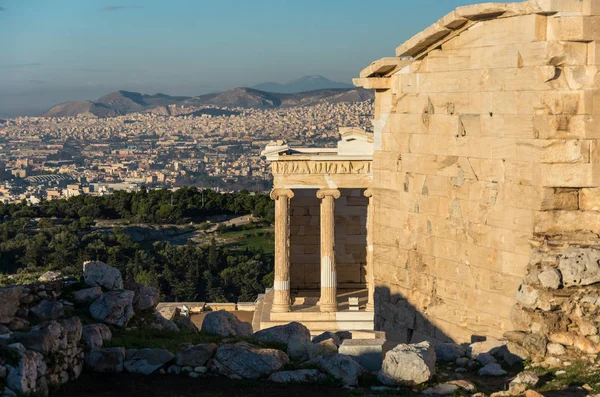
(0, 0, 518, 116)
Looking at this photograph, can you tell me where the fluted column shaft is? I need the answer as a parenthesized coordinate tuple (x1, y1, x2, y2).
(364, 189, 375, 312)
(271, 188, 294, 313)
(317, 188, 341, 312)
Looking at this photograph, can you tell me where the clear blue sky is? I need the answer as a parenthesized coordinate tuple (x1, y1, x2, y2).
(0, 0, 517, 116)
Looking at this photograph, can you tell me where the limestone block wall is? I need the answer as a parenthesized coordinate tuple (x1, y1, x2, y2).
(290, 189, 367, 290)
(370, 7, 600, 345)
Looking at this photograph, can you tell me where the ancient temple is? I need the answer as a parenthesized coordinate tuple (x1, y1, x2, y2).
(263, 0, 600, 347)
(258, 129, 376, 332)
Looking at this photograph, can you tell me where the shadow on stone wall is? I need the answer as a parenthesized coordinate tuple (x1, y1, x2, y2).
(374, 285, 490, 345)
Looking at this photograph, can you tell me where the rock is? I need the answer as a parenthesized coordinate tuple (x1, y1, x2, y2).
(339, 338, 385, 371)
(455, 357, 469, 367)
(0, 287, 23, 322)
(201, 310, 252, 338)
(174, 316, 199, 333)
(5, 343, 37, 394)
(59, 317, 82, 344)
(89, 290, 134, 328)
(167, 365, 181, 375)
(38, 271, 63, 283)
(83, 260, 123, 290)
(124, 348, 174, 375)
(30, 300, 64, 322)
(476, 353, 497, 365)
(11, 321, 63, 354)
(549, 332, 576, 346)
(538, 269, 562, 289)
(559, 248, 600, 287)
(547, 343, 566, 356)
(268, 369, 328, 384)
(422, 383, 459, 396)
(0, 325, 10, 335)
(8, 318, 29, 332)
(288, 337, 338, 362)
(516, 284, 540, 309)
(309, 354, 363, 386)
(85, 347, 126, 373)
(175, 344, 217, 367)
(378, 341, 436, 386)
(253, 322, 310, 347)
(524, 391, 545, 397)
(579, 321, 598, 336)
(504, 342, 529, 366)
(467, 339, 507, 359)
(478, 363, 507, 376)
(193, 366, 208, 373)
(211, 342, 289, 379)
(148, 311, 179, 332)
(573, 336, 597, 354)
(82, 324, 112, 350)
(132, 284, 160, 311)
(435, 343, 466, 362)
(73, 287, 103, 304)
(448, 379, 477, 393)
(312, 331, 352, 347)
(511, 371, 539, 388)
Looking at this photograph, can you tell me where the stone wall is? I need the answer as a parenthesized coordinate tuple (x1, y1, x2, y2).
(290, 188, 367, 290)
(369, 1, 600, 345)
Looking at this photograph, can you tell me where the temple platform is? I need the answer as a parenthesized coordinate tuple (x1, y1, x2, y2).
(257, 288, 375, 335)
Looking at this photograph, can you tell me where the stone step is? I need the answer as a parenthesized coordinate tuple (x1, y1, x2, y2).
(260, 319, 374, 331)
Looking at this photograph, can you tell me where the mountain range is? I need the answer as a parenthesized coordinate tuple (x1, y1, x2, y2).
(249, 75, 353, 93)
(43, 83, 372, 118)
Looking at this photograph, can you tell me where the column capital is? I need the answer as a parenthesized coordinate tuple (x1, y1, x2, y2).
(364, 188, 373, 198)
(270, 188, 294, 200)
(316, 188, 341, 200)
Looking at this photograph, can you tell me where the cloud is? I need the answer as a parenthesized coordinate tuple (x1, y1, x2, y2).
(0, 63, 42, 69)
(0, 7, 6, 11)
(99, 5, 143, 12)
(29, 80, 45, 84)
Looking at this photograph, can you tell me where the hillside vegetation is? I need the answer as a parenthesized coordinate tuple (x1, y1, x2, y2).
(0, 187, 275, 303)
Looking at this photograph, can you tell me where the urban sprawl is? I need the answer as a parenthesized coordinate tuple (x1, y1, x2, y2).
(0, 101, 373, 203)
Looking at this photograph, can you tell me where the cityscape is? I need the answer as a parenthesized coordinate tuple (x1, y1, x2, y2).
(0, 97, 373, 203)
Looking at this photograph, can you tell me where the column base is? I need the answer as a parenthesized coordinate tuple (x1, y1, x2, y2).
(319, 303, 338, 313)
(271, 303, 291, 313)
(365, 303, 375, 312)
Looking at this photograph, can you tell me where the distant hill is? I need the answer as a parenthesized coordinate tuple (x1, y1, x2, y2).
(43, 86, 372, 118)
(250, 75, 353, 93)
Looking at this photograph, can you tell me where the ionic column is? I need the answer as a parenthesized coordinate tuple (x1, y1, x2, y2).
(364, 189, 375, 312)
(317, 188, 341, 312)
(270, 188, 294, 313)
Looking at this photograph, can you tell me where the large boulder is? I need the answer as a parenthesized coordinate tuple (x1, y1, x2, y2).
(211, 342, 289, 379)
(131, 284, 160, 311)
(85, 347, 125, 373)
(148, 311, 179, 332)
(73, 287, 103, 304)
(89, 291, 135, 328)
(378, 342, 436, 386)
(82, 324, 112, 351)
(253, 322, 311, 348)
(124, 348, 174, 375)
(0, 287, 23, 322)
(268, 369, 328, 384)
(175, 344, 217, 367)
(288, 337, 338, 362)
(435, 343, 466, 362)
(29, 300, 64, 321)
(59, 317, 82, 345)
(308, 353, 363, 386)
(201, 310, 252, 337)
(339, 339, 385, 371)
(174, 316, 199, 333)
(83, 261, 123, 290)
(11, 321, 63, 354)
(5, 343, 37, 395)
